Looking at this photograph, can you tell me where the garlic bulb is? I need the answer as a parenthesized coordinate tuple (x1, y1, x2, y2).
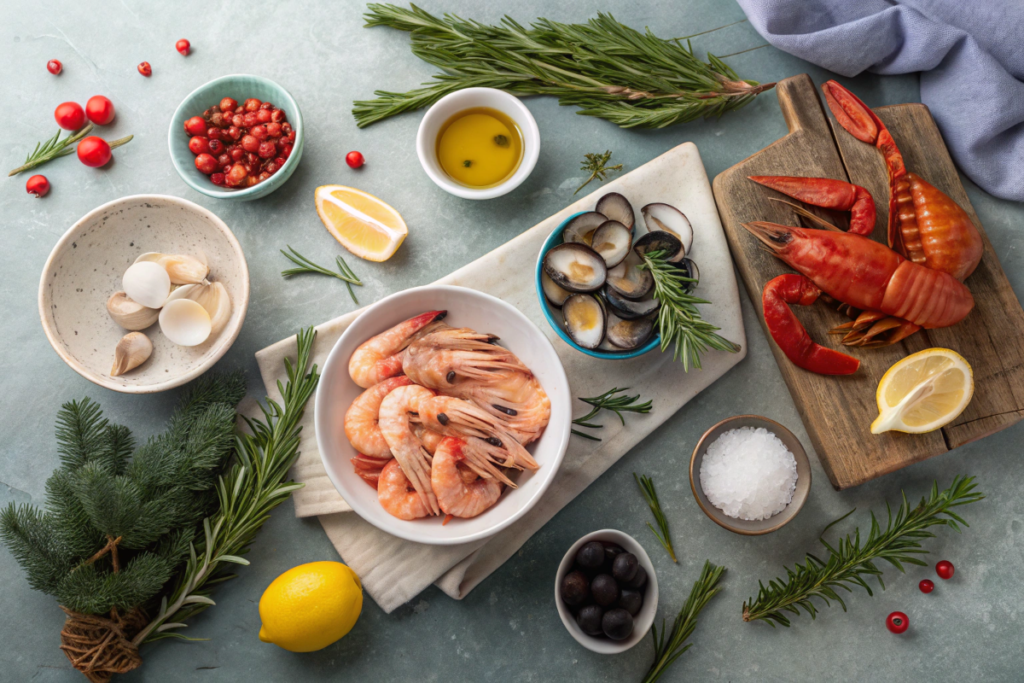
(106, 291, 159, 330)
(135, 252, 210, 285)
(123, 261, 172, 309)
(111, 332, 153, 376)
(159, 299, 212, 346)
(165, 282, 232, 336)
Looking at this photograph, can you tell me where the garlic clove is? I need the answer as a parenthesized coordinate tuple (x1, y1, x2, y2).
(165, 282, 232, 336)
(106, 291, 159, 330)
(111, 332, 153, 376)
(134, 252, 210, 285)
(123, 261, 171, 309)
(159, 298, 212, 346)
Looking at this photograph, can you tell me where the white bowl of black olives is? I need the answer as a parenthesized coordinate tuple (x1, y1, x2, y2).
(555, 529, 659, 654)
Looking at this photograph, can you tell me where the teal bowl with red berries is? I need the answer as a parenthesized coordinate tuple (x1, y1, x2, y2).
(168, 74, 304, 201)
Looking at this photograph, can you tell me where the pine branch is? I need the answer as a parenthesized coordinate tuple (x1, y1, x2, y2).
(743, 476, 984, 626)
(354, 5, 773, 129)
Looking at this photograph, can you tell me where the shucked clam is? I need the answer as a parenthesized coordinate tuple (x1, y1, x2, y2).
(596, 193, 635, 231)
(641, 203, 693, 257)
(562, 294, 606, 350)
(590, 221, 632, 268)
(633, 230, 684, 263)
(562, 212, 608, 246)
(543, 243, 607, 293)
(606, 315, 654, 350)
(605, 254, 653, 300)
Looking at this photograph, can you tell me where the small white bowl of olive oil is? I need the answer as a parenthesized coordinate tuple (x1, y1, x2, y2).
(416, 87, 540, 200)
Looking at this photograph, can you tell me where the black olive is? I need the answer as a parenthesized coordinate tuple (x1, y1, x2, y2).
(623, 565, 647, 590)
(576, 605, 604, 636)
(618, 589, 643, 616)
(602, 608, 634, 641)
(602, 543, 625, 570)
(560, 570, 590, 608)
(576, 541, 605, 570)
(612, 553, 639, 583)
(590, 574, 620, 607)
(437, 412, 449, 426)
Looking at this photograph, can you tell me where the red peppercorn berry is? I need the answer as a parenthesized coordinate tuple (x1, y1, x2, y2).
(207, 139, 224, 155)
(258, 141, 277, 159)
(244, 98, 262, 112)
(220, 97, 237, 113)
(195, 153, 218, 175)
(77, 136, 112, 167)
(226, 163, 248, 187)
(26, 175, 50, 197)
(885, 611, 909, 634)
(919, 579, 934, 594)
(189, 136, 211, 155)
(47, 59, 63, 75)
(176, 39, 191, 56)
(210, 172, 226, 186)
(227, 126, 242, 141)
(936, 560, 954, 580)
(85, 96, 116, 126)
(256, 109, 272, 124)
(184, 116, 207, 136)
(55, 102, 86, 131)
(138, 61, 152, 77)
(266, 122, 283, 137)
(251, 125, 268, 141)
(346, 151, 365, 169)
(240, 135, 260, 153)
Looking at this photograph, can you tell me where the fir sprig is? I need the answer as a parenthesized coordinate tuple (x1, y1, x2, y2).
(634, 474, 678, 563)
(134, 327, 320, 644)
(743, 476, 983, 626)
(640, 249, 740, 371)
(644, 561, 725, 683)
(281, 246, 363, 304)
(353, 5, 773, 129)
(574, 151, 623, 195)
(571, 387, 651, 440)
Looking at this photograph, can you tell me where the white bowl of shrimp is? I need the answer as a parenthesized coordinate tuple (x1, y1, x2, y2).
(315, 284, 572, 545)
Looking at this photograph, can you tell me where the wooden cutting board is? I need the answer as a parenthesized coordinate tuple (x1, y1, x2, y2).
(713, 74, 1024, 490)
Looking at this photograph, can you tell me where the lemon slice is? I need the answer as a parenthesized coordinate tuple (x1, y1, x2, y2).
(871, 348, 973, 434)
(315, 185, 408, 262)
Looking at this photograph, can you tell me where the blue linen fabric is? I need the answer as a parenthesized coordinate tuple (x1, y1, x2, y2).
(736, 0, 1024, 201)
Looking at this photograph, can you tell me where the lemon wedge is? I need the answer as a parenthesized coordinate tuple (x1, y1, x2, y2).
(315, 185, 408, 262)
(871, 348, 973, 434)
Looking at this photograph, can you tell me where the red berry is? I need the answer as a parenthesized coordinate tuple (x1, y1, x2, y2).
(207, 127, 223, 141)
(210, 172, 226, 186)
(936, 560, 954, 580)
(919, 579, 934, 594)
(251, 125, 268, 141)
(85, 96, 116, 126)
(184, 116, 207, 136)
(244, 98, 261, 112)
(281, 144, 293, 159)
(241, 135, 260, 153)
(260, 101, 275, 110)
(47, 59, 63, 75)
(264, 161, 279, 174)
(217, 153, 231, 168)
(274, 156, 286, 167)
(188, 136, 210, 155)
(220, 97, 238, 113)
(26, 175, 50, 197)
(77, 136, 112, 167)
(207, 139, 224, 154)
(230, 148, 244, 161)
(258, 141, 277, 159)
(176, 39, 191, 56)
(346, 151, 365, 169)
(195, 153, 218, 175)
(266, 122, 283, 137)
(271, 109, 286, 123)
(227, 126, 242, 141)
(885, 611, 909, 634)
(242, 112, 258, 128)
(226, 163, 248, 187)
(256, 109, 272, 124)
(55, 102, 86, 131)
(137, 61, 152, 77)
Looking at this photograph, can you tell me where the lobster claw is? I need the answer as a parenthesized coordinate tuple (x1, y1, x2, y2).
(749, 176, 877, 236)
(762, 274, 860, 375)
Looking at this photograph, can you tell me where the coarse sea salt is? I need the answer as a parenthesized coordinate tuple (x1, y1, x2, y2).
(699, 426, 798, 521)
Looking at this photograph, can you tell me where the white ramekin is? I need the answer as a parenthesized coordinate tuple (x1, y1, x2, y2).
(416, 87, 540, 200)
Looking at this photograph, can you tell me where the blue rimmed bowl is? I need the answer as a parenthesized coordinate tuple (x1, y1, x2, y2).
(535, 212, 660, 360)
(168, 74, 304, 201)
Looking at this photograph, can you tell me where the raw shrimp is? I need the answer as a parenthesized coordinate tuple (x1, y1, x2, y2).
(348, 310, 448, 388)
(379, 384, 440, 515)
(431, 437, 503, 518)
(378, 459, 431, 520)
(344, 376, 412, 457)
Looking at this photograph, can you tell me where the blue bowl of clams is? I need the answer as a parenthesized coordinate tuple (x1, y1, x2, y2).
(535, 192, 698, 359)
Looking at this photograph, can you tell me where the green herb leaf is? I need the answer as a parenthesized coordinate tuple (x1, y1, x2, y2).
(634, 473, 678, 562)
(493, 134, 509, 147)
(280, 246, 363, 304)
(574, 150, 623, 195)
(571, 387, 651, 440)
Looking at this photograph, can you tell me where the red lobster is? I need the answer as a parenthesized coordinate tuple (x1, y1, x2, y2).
(745, 81, 982, 375)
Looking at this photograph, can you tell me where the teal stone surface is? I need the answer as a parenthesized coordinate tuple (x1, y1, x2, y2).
(2, 1, 1022, 681)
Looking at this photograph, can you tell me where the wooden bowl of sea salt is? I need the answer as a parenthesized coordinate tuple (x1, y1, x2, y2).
(689, 415, 811, 535)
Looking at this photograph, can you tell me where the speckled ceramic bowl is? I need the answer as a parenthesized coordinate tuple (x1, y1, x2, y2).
(168, 74, 303, 201)
(39, 195, 249, 393)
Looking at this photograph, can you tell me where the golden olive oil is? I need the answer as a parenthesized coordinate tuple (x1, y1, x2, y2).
(436, 107, 523, 188)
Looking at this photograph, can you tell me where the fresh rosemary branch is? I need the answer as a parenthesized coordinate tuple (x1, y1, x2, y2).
(133, 328, 320, 645)
(353, 5, 774, 129)
(640, 250, 740, 371)
(644, 561, 725, 683)
(574, 151, 623, 195)
(634, 474, 678, 563)
(743, 476, 983, 627)
(281, 246, 363, 304)
(571, 387, 651, 440)
(8, 125, 95, 176)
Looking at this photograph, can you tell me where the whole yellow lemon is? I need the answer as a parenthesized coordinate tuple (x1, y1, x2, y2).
(258, 561, 362, 652)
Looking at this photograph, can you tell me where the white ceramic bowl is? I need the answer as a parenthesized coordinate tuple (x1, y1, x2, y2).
(38, 195, 249, 393)
(555, 529, 660, 654)
(315, 284, 570, 545)
(415, 87, 540, 200)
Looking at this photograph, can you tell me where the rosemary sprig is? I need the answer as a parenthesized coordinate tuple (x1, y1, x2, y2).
(574, 150, 623, 195)
(353, 5, 774, 129)
(8, 125, 93, 176)
(640, 249, 740, 371)
(281, 246, 363, 304)
(133, 328, 320, 645)
(571, 387, 651, 440)
(644, 561, 725, 683)
(634, 474, 678, 562)
(743, 476, 983, 627)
